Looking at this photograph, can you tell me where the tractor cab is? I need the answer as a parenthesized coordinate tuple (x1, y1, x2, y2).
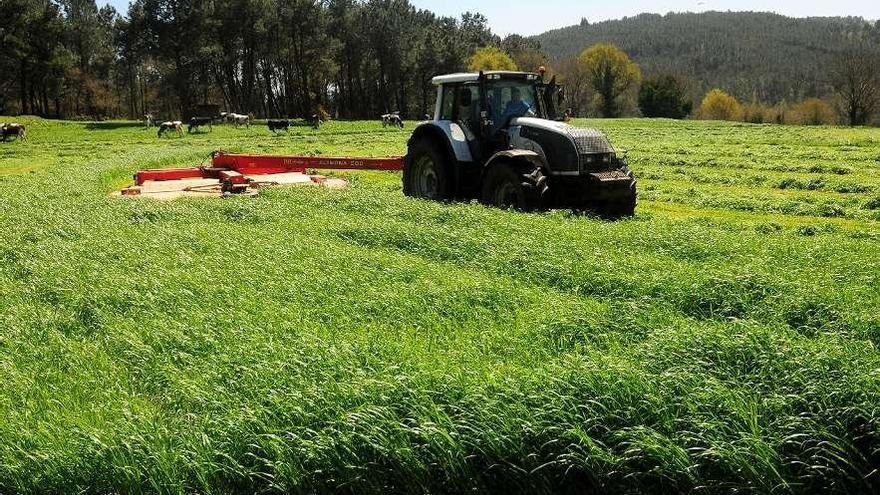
(434, 71, 566, 154)
(403, 71, 636, 215)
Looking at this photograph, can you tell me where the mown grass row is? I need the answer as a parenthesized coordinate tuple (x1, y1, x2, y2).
(0, 117, 877, 493)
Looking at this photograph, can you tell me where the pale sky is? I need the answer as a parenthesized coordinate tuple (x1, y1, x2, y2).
(409, 0, 880, 36)
(99, 0, 879, 36)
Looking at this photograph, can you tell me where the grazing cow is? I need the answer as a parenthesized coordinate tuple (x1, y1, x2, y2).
(1, 123, 26, 141)
(188, 116, 213, 133)
(309, 114, 321, 129)
(228, 113, 250, 128)
(381, 112, 404, 128)
(143, 113, 155, 127)
(267, 119, 290, 132)
(157, 121, 184, 138)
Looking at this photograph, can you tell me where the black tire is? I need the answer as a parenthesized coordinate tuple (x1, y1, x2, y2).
(480, 161, 549, 211)
(403, 137, 451, 200)
(614, 181, 637, 217)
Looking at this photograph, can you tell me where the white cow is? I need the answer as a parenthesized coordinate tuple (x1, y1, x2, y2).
(227, 112, 250, 128)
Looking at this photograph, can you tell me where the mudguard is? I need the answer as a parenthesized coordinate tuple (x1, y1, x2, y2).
(409, 121, 474, 163)
(483, 149, 547, 174)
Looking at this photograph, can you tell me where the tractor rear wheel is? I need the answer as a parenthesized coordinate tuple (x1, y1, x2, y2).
(403, 138, 450, 200)
(480, 162, 548, 211)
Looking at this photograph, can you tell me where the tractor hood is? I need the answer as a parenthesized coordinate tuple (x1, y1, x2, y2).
(510, 117, 570, 134)
(510, 117, 617, 174)
(512, 117, 615, 154)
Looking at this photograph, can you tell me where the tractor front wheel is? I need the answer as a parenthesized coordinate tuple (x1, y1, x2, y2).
(480, 162, 548, 211)
(403, 139, 450, 200)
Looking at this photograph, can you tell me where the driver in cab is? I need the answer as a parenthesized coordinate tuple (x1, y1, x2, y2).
(502, 87, 533, 121)
(493, 87, 534, 134)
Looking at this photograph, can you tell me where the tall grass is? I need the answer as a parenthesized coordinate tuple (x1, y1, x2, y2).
(0, 118, 877, 493)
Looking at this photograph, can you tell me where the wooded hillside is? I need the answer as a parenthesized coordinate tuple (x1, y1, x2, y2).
(535, 12, 880, 103)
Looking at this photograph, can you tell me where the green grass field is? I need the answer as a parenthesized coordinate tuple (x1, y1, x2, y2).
(0, 117, 878, 493)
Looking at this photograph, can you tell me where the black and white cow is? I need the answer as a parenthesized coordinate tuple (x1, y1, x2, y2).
(188, 116, 214, 133)
(381, 112, 404, 128)
(1, 123, 26, 141)
(267, 119, 290, 132)
(157, 121, 183, 138)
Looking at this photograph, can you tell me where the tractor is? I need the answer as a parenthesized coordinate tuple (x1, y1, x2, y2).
(403, 70, 636, 215)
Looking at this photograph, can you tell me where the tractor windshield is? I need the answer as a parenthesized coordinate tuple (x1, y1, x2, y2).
(487, 80, 539, 133)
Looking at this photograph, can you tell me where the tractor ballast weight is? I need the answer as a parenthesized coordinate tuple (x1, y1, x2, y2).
(403, 71, 636, 215)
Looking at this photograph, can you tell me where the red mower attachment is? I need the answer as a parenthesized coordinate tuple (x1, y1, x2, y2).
(121, 150, 404, 199)
(211, 152, 405, 175)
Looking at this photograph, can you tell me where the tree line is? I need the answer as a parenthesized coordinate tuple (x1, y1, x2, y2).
(2, 2, 879, 125)
(0, 0, 500, 119)
(465, 39, 880, 126)
(549, 43, 880, 126)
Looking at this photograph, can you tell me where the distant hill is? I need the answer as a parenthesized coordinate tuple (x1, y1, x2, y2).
(534, 12, 880, 103)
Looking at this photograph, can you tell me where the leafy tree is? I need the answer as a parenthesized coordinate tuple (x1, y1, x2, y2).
(1, 0, 70, 115)
(554, 57, 590, 117)
(741, 97, 767, 123)
(831, 50, 880, 126)
(577, 43, 641, 117)
(468, 46, 517, 71)
(500, 34, 545, 72)
(459, 12, 496, 51)
(511, 49, 546, 74)
(698, 89, 741, 121)
(765, 102, 788, 124)
(792, 98, 837, 125)
(500, 34, 539, 55)
(638, 74, 691, 118)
